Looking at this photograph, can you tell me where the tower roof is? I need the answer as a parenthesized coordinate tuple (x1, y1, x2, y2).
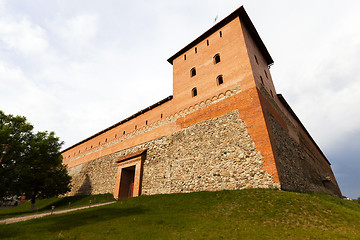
(167, 6, 273, 66)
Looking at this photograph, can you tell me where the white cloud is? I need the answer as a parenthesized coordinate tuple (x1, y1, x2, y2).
(0, 16, 48, 55)
(51, 13, 99, 52)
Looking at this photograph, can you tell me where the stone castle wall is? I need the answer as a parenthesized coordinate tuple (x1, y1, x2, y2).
(267, 114, 341, 197)
(66, 110, 280, 196)
(257, 87, 342, 197)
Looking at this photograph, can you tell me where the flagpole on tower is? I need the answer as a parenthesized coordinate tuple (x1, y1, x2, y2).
(214, 15, 218, 24)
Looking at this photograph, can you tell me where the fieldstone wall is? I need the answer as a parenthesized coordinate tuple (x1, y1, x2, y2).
(66, 154, 118, 195)
(267, 114, 342, 197)
(66, 110, 280, 196)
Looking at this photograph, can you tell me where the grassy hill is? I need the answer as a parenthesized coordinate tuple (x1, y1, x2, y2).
(0, 189, 359, 239)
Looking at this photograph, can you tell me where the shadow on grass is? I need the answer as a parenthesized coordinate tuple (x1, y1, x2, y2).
(0, 194, 114, 220)
(0, 206, 147, 239)
(44, 206, 146, 232)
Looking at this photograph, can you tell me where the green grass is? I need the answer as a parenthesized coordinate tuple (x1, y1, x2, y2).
(0, 189, 359, 239)
(0, 194, 114, 220)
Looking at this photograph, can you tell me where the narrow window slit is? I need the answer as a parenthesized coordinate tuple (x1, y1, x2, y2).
(214, 54, 221, 64)
(217, 75, 224, 85)
(192, 88, 198, 97)
(190, 67, 196, 77)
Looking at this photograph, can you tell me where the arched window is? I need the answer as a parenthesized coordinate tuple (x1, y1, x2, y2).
(190, 67, 196, 77)
(219, 31, 223, 37)
(217, 75, 224, 85)
(260, 76, 264, 85)
(192, 88, 198, 97)
(213, 54, 221, 64)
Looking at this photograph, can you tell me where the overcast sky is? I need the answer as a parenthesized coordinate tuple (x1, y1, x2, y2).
(1, 0, 359, 199)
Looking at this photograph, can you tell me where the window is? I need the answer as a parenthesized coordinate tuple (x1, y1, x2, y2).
(264, 70, 268, 79)
(195, 47, 197, 53)
(254, 55, 259, 65)
(206, 40, 209, 46)
(115, 134, 117, 138)
(161, 113, 163, 119)
(213, 54, 221, 64)
(146, 120, 148, 125)
(184, 54, 186, 60)
(220, 31, 222, 37)
(192, 88, 198, 97)
(190, 67, 196, 77)
(135, 125, 137, 130)
(105, 138, 107, 142)
(260, 76, 264, 85)
(270, 90, 274, 98)
(91, 145, 93, 148)
(123, 131, 126, 135)
(217, 75, 224, 85)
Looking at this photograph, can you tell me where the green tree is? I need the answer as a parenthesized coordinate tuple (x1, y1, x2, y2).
(0, 111, 33, 198)
(0, 110, 71, 211)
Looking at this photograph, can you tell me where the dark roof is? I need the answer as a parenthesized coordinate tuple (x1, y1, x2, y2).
(167, 6, 273, 65)
(277, 94, 331, 165)
(62, 95, 173, 153)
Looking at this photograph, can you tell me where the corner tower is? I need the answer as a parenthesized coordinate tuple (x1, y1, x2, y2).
(167, 6, 341, 197)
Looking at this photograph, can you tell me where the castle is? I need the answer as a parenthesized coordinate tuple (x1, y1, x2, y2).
(61, 6, 342, 199)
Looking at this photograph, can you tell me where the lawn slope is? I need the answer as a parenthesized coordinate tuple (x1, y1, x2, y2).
(0, 189, 359, 239)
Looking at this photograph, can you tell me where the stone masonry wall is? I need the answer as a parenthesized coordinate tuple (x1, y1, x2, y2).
(267, 114, 341, 197)
(66, 110, 280, 196)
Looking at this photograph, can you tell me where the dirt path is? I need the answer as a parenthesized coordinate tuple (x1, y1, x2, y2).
(0, 201, 116, 225)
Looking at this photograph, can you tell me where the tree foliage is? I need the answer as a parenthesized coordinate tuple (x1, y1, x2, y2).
(0, 110, 71, 206)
